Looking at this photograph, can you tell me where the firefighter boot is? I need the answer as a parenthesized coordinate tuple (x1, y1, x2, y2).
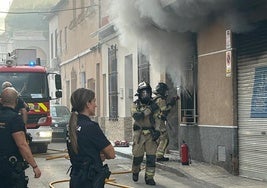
(156, 157, 169, 162)
(132, 173, 139, 182)
(145, 175, 156, 185)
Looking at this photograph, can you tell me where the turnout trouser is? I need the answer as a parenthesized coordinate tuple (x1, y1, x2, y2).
(132, 130, 157, 179)
(156, 130, 169, 158)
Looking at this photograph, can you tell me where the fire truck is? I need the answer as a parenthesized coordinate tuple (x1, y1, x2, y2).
(0, 49, 62, 153)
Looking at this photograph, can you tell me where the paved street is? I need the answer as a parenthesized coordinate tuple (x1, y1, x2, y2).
(26, 142, 211, 188)
(26, 143, 70, 188)
(26, 142, 267, 188)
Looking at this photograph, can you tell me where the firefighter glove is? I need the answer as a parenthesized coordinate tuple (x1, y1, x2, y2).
(132, 112, 144, 121)
(168, 96, 179, 106)
(149, 102, 159, 112)
(159, 114, 167, 121)
(151, 129, 160, 141)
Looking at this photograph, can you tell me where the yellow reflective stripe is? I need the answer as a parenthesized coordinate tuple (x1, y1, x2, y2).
(38, 103, 48, 112)
(28, 103, 34, 109)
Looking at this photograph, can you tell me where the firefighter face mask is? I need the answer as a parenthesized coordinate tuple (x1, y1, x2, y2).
(164, 90, 169, 98)
(140, 90, 151, 104)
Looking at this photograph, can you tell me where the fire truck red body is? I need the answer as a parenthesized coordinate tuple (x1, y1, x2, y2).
(0, 49, 62, 153)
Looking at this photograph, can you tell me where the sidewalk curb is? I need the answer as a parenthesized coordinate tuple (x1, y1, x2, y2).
(115, 150, 221, 188)
(115, 150, 187, 177)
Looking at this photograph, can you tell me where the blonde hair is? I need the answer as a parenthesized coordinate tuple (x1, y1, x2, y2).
(2, 81, 12, 90)
(69, 88, 95, 154)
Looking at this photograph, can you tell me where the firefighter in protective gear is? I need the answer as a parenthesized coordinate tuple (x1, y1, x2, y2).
(153, 82, 178, 162)
(131, 81, 160, 186)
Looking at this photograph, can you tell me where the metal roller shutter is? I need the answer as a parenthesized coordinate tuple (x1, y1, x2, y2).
(237, 21, 267, 180)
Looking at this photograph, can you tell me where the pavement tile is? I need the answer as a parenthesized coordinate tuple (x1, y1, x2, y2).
(114, 145, 267, 188)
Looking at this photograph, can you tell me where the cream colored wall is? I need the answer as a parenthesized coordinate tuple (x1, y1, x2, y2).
(197, 20, 234, 126)
(57, 1, 102, 108)
(58, 1, 99, 60)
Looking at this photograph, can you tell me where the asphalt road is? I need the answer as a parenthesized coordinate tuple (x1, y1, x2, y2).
(26, 142, 211, 188)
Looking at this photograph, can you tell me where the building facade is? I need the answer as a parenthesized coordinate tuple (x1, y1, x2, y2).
(48, 0, 267, 181)
(182, 0, 267, 180)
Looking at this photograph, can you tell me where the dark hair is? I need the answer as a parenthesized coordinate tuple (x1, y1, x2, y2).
(68, 88, 95, 154)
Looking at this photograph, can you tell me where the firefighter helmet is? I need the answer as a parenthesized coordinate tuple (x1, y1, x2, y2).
(136, 81, 152, 103)
(154, 82, 169, 98)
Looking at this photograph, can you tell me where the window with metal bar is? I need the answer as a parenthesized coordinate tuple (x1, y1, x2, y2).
(108, 45, 118, 120)
(138, 52, 150, 83)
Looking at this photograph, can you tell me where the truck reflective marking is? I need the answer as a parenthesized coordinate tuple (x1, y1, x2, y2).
(38, 103, 48, 112)
(28, 103, 48, 112)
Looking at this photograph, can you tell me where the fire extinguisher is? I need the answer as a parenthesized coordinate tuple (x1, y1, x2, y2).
(180, 140, 190, 165)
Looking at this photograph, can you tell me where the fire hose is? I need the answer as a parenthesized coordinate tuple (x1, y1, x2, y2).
(49, 178, 133, 188)
(48, 169, 142, 188)
(46, 154, 69, 160)
(46, 154, 145, 188)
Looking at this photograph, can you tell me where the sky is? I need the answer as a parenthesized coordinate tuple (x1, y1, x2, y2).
(0, 0, 12, 32)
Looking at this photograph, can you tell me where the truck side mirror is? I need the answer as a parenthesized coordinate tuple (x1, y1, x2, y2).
(55, 74, 62, 90)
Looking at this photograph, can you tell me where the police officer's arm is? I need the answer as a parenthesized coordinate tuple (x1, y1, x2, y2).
(101, 144, 115, 159)
(17, 100, 28, 125)
(20, 108, 28, 125)
(12, 131, 41, 178)
(167, 96, 179, 107)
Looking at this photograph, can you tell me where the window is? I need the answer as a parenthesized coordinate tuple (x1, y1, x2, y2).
(138, 51, 150, 83)
(50, 33, 54, 58)
(59, 30, 62, 55)
(81, 0, 85, 12)
(64, 27, 68, 51)
(0, 72, 49, 99)
(71, 68, 77, 93)
(55, 29, 58, 57)
(87, 78, 95, 91)
(80, 72, 86, 88)
(180, 35, 198, 124)
(108, 45, 118, 120)
(66, 81, 70, 108)
(72, 0, 76, 18)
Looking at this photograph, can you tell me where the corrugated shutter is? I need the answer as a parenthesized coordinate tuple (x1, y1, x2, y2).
(237, 21, 267, 181)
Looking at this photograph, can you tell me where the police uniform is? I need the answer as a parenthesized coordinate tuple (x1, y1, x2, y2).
(131, 82, 160, 185)
(0, 97, 26, 114)
(15, 98, 26, 113)
(66, 114, 111, 188)
(0, 83, 26, 114)
(0, 106, 29, 188)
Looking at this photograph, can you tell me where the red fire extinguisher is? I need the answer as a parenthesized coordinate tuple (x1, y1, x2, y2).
(180, 140, 190, 165)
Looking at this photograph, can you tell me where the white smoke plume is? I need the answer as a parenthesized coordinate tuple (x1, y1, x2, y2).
(109, 0, 252, 87)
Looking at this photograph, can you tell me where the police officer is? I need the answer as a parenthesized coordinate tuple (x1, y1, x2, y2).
(0, 87, 41, 188)
(2, 81, 32, 143)
(153, 82, 178, 162)
(2, 81, 29, 125)
(66, 88, 115, 188)
(131, 81, 160, 186)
